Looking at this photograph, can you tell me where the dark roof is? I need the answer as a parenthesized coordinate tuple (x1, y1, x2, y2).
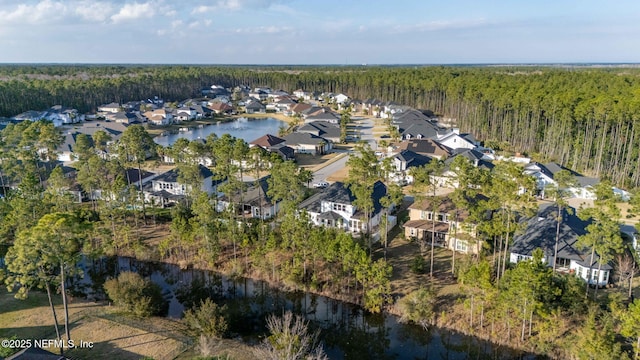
(401, 122, 440, 139)
(445, 149, 495, 170)
(153, 165, 215, 183)
(395, 150, 431, 168)
(269, 144, 295, 160)
(221, 176, 275, 206)
(245, 101, 266, 110)
(297, 121, 341, 139)
(396, 139, 450, 158)
(530, 162, 599, 188)
(511, 204, 612, 270)
(282, 132, 327, 146)
(125, 168, 154, 185)
(300, 181, 387, 219)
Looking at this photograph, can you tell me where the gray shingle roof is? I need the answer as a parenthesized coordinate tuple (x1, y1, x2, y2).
(511, 204, 612, 270)
(154, 164, 215, 183)
(282, 132, 327, 146)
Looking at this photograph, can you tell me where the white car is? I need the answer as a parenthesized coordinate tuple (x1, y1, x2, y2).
(313, 181, 329, 189)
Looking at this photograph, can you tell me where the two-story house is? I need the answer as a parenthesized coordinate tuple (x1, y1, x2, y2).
(404, 195, 484, 254)
(510, 204, 612, 287)
(145, 165, 223, 207)
(216, 176, 280, 220)
(299, 181, 394, 239)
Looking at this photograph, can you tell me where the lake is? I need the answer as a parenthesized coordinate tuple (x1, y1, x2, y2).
(153, 117, 288, 147)
(73, 256, 539, 360)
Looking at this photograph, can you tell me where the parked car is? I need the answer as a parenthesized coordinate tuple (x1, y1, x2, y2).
(313, 181, 329, 189)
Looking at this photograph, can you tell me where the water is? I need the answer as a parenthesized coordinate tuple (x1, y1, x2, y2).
(153, 117, 287, 147)
(74, 256, 538, 360)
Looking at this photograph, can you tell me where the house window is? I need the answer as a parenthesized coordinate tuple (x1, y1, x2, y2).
(604, 271, 609, 282)
(455, 240, 468, 253)
(437, 214, 444, 222)
(410, 228, 416, 236)
(577, 266, 583, 278)
(593, 270, 599, 281)
(420, 211, 427, 220)
(427, 212, 432, 220)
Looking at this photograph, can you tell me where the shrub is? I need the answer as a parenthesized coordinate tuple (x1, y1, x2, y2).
(410, 254, 426, 274)
(184, 298, 228, 339)
(104, 271, 165, 317)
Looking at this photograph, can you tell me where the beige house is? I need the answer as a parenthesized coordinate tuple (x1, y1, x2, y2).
(403, 195, 483, 254)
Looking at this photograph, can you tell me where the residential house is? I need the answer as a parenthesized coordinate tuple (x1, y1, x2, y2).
(393, 139, 451, 160)
(510, 204, 612, 287)
(143, 109, 173, 126)
(293, 89, 307, 99)
(97, 102, 122, 114)
(12, 106, 84, 127)
(333, 93, 350, 105)
(113, 111, 142, 124)
(282, 132, 332, 155)
(436, 128, 479, 150)
(391, 150, 431, 185)
(208, 102, 234, 115)
(290, 103, 313, 116)
(249, 134, 295, 161)
(434, 149, 495, 188)
(404, 195, 484, 254)
(297, 121, 341, 143)
(145, 165, 223, 207)
(57, 121, 128, 161)
(304, 111, 341, 124)
(245, 101, 266, 114)
(299, 181, 394, 238)
(217, 176, 280, 219)
(523, 162, 600, 199)
(249, 89, 269, 101)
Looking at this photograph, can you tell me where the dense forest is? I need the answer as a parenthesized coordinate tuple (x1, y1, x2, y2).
(1, 64, 640, 187)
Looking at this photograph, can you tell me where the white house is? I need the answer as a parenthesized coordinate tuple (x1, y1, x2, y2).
(282, 132, 332, 155)
(299, 181, 395, 239)
(333, 93, 350, 105)
(510, 204, 612, 287)
(436, 128, 479, 151)
(523, 162, 599, 199)
(145, 165, 223, 207)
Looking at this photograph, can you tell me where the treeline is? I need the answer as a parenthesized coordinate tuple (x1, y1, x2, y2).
(2, 65, 640, 186)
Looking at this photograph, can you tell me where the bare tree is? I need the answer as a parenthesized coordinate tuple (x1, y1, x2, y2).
(253, 311, 328, 360)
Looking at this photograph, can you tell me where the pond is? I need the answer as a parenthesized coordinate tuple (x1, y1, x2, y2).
(73, 256, 539, 360)
(153, 117, 288, 147)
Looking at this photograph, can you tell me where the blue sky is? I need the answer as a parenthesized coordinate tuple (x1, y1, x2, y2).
(0, 0, 639, 64)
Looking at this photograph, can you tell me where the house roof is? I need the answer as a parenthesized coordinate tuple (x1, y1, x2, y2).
(250, 134, 286, 148)
(269, 144, 295, 159)
(306, 111, 340, 122)
(409, 194, 488, 222)
(291, 103, 313, 114)
(125, 168, 155, 185)
(396, 139, 451, 158)
(245, 101, 266, 110)
(404, 220, 450, 233)
(401, 122, 440, 139)
(153, 164, 215, 183)
(282, 132, 327, 146)
(445, 149, 495, 170)
(221, 176, 275, 207)
(511, 204, 612, 270)
(527, 162, 599, 188)
(297, 121, 341, 139)
(299, 180, 387, 218)
(318, 211, 345, 221)
(394, 150, 431, 167)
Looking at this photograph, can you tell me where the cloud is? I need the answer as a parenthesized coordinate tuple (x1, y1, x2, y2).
(111, 2, 156, 23)
(191, 0, 285, 14)
(231, 25, 293, 34)
(75, 1, 115, 22)
(0, 0, 67, 24)
(391, 18, 489, 34)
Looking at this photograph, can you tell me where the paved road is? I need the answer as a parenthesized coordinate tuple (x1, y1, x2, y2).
(357, 117, 377, 150)
(311, 154, 349, 185)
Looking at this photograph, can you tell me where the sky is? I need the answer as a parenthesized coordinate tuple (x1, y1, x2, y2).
(0, 0, 639, 64)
